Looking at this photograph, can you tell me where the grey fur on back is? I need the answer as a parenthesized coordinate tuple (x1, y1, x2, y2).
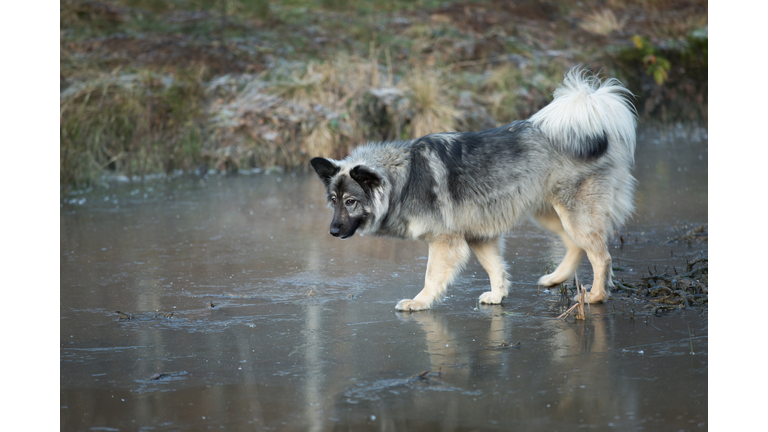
(340, 121, 550, 241)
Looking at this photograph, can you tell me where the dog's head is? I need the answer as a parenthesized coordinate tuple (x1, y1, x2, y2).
(310, 157, 383, 239)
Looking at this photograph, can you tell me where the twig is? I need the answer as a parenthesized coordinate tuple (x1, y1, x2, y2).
(615, 281, 636, 293)
(680, 267, 707, 279)
(98, 152, 124, 170)
(557, 303, 580, 320)
(447, 55, 512, 70)
(574, 273, 585, 320)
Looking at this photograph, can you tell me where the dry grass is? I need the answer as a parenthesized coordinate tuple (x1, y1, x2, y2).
(205, 56, 467, 172)
(60, 70, 205, 186)
(271, 67, 323, 102)
(208, 54, 383, 170)
(480, 64, 522, 123)
(399, 70, 457, 138)
(579, 9, 626, 36)
(557, 274, 587, 320)
(305, 119, 337, 158)
(649, 12, 708, 40)
(271, 54, 373, 103)
(210, 56, 463, 170)
(61, 51, 550, 185)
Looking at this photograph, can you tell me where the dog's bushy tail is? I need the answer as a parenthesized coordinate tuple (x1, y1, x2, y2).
(530, 67, 636, 163)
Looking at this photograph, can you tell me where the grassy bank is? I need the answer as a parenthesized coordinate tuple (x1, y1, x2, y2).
(60, 0, 708, 188)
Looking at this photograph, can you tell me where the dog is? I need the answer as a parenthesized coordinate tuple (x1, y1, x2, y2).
(310, 68, 636, 311)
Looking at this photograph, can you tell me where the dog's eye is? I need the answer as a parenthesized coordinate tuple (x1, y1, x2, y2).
(345, 199, 356, 206)
(330, 197, 337, 204)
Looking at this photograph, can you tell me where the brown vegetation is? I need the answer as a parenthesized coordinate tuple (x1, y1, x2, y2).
(60, 0, 707, 187)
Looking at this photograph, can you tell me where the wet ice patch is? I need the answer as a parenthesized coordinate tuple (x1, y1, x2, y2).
(343, 373, 469, 404)
(264, 271, 375, 303)
(133, 371, 189, 394)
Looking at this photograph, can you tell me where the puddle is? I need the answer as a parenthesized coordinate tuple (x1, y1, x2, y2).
(61, 125, 707, 431)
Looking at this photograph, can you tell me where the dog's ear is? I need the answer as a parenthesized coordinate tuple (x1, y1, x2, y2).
(350, 165, 381, 193)
(310, 157, 340, 187)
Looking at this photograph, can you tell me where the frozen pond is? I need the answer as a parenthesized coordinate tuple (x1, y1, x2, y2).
(60, 125, 707, 431)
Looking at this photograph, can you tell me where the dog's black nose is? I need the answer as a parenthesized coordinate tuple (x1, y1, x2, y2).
(330, 226, 340, 237)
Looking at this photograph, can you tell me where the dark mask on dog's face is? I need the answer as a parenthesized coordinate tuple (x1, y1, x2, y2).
(310, 158, 381, 240)
(328, 193, 363, 239)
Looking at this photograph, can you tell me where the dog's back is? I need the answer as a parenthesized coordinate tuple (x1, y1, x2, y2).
(372, 122, 551, 240)
(346, 68, 637, 242)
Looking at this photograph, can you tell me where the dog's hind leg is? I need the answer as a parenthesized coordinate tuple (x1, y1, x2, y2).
(534, 209, 585, 287)
(396, 235, 470, 311)
(553, 201, 613, 304)
(468, 237, 510, 305)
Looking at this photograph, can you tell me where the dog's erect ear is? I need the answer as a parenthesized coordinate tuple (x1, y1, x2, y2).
(310, 157, 340, 187)
(350, 165, 381, 193)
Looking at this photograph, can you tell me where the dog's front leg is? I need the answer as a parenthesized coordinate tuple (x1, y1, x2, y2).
(469, 237, 510, 305)
(396, 235, 470, 311)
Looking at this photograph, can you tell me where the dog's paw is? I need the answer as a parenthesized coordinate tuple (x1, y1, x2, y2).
(537, 273, 562, 287)
(395, 298, 431, 311)
(572, 285, 608, 304)
(479, 291, 504, 305)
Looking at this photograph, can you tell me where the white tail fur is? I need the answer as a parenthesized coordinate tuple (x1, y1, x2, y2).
(530, 68, 637, 163)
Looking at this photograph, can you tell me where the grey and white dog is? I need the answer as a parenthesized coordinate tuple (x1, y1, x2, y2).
(310, 68, 636, 311)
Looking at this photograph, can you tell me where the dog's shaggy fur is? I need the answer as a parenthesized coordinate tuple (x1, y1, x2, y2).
(311, 68, 636, 311)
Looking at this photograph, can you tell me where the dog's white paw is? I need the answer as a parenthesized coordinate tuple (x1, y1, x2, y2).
(479, 291, 504, 305)
(395, 298, 431, 311)
(537, 273, 562, 287)
(572, 285, 608, 304)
